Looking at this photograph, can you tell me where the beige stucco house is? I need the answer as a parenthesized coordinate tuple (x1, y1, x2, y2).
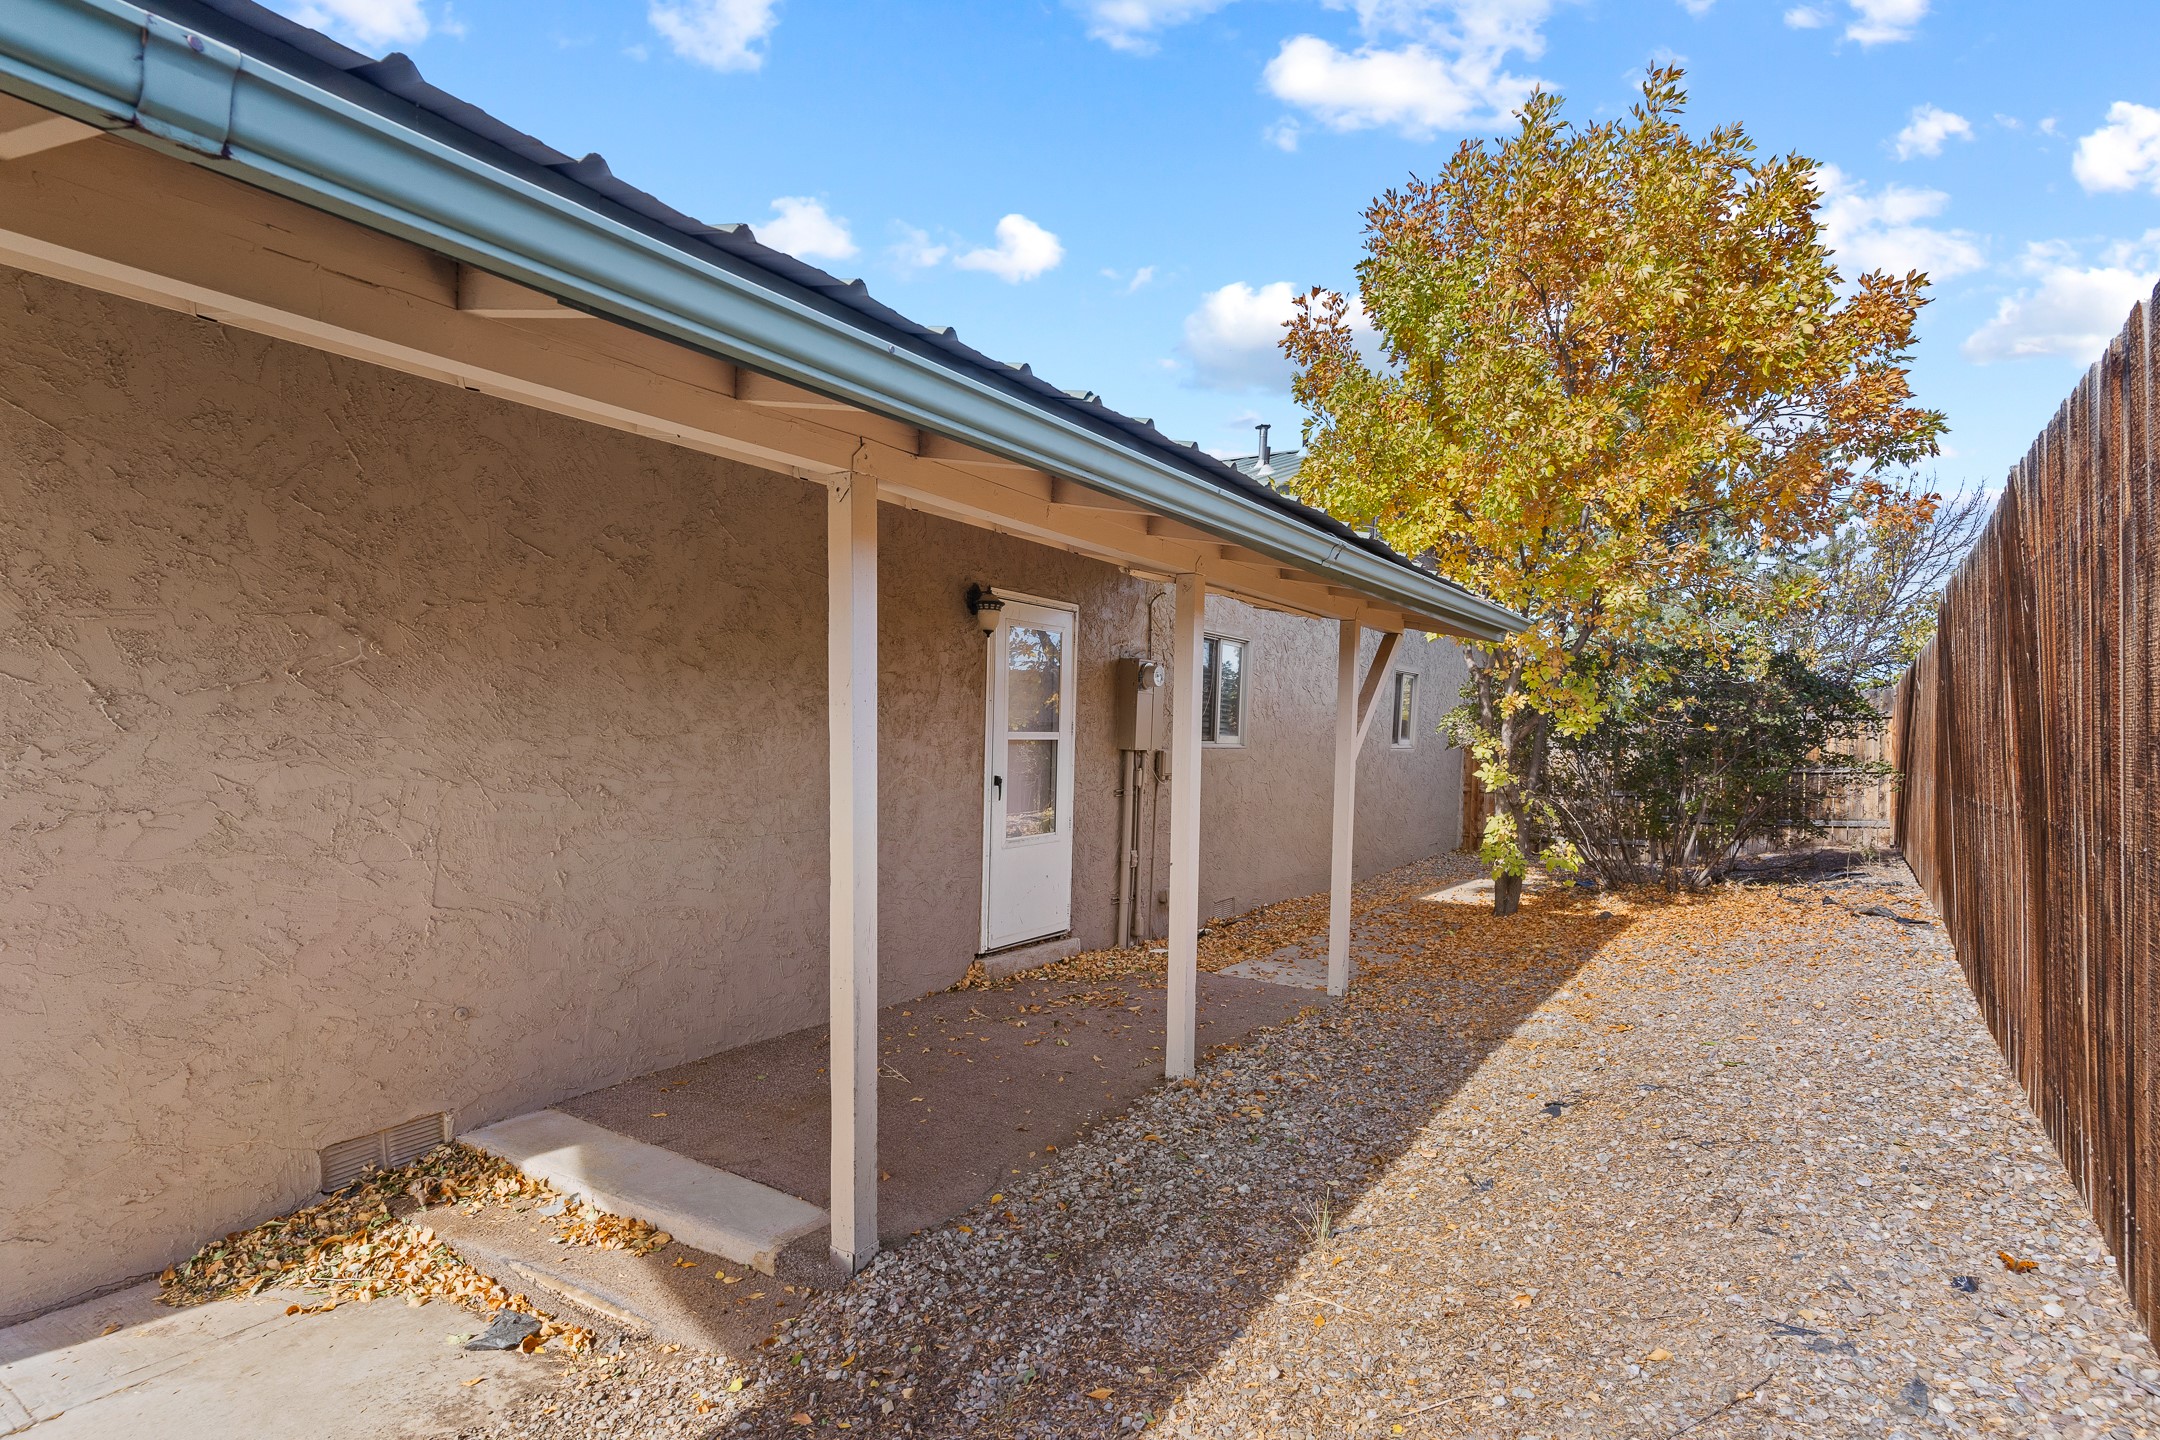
(0, 0, 1518, 1323)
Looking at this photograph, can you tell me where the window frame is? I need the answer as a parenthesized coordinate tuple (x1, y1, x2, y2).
(1389, 669, 1418, 748)
(1200, 632, 1250, 748)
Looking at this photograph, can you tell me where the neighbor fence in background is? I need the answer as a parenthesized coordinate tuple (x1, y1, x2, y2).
(1892, 284, 2158, 1337)
(1791, 697, 1897, 846)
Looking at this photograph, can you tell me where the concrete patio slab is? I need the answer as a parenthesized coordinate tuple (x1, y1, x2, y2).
(0, 1283, 551, 1438)
(1220, 944, 1330, 989)
(556, 969, 1316, 1247)
(1218, 914, 1409, 990)
(460, 1110, 827, 1274)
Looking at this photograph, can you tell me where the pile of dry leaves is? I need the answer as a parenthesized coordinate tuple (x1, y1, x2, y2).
(973, 851, 1487, 990)
(158, 1142, 671, 1354)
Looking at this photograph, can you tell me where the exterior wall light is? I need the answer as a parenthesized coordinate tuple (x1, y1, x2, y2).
(968, 585, 1005, 634)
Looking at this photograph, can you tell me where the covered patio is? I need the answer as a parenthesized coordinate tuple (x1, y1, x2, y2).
(0, 0, 1519, 1319)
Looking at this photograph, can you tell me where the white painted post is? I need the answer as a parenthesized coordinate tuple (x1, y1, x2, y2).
(1327, 620, 1361, 998)
(827, 468, 879, 1273)
(1165, 572, 1205, 1080)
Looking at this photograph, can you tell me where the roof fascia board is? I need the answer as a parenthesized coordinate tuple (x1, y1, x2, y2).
(0, 0, 1520, 642)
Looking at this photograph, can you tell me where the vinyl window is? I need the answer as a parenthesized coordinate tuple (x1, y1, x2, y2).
(1201, 635, 1247, 746)
(1390, 671, 1418, 747)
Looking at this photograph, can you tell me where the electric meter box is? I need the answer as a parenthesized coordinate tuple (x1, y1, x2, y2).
(1113, 658, 1163, 751)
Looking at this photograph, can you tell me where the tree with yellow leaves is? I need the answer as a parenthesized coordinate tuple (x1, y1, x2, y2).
(1285, 67, 1944, 914)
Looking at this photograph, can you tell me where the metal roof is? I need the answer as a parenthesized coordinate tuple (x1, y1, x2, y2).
(134, 0, 1462, 579)
(1225, 450, 1307, 494)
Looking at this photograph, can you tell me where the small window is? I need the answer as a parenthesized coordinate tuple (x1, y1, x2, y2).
(1201, 635, 1247, 745)
(1390, 671, 1417, 747)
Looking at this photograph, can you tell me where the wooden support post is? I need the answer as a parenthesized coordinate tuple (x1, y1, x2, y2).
(827, 468, 879, 1273)
(1165, 572, 1205, 1079)
(1327, 621, 1361, 998)
(1326, 628, 1402, 998)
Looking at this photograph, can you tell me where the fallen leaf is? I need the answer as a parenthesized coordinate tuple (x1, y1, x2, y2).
(650, 1112, 669, 1118)
(1088, 1387, 1114, 1400)
(1999, 1251, 2038, 1274)
(462, 1377, 486, 1387)
(1647, 1348, 1673, 1363)
(727, 1377, 746, 1392)
(789, 1414, 813, 1427)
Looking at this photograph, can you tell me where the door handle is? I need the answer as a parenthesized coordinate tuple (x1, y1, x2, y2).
(993, 775, 1003, 798)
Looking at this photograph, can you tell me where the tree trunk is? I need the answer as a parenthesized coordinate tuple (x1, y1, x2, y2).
(1493, 869, 1524, 916)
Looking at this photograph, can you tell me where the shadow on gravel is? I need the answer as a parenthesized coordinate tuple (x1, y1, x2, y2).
(720, 887, 1637, 1437)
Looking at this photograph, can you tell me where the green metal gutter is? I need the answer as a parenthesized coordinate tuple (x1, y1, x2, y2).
(0, 0, 1522, 641)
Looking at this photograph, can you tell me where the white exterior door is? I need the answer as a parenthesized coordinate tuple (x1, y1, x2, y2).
(982, 598, 1078, 951)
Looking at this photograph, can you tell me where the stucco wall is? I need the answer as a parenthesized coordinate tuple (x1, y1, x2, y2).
(0, 267, 1471, 1320)
(1196, 596, 1467, 920)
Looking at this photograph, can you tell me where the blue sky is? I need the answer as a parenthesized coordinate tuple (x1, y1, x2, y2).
(273, 0, 2160, 493)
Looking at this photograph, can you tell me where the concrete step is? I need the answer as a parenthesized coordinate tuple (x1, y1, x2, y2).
(460, 1109, 827, 1275)
(421, 1203, 806, 1356)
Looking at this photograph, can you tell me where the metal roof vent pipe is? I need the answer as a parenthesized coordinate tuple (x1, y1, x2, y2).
(1255, 422, 1271, 469)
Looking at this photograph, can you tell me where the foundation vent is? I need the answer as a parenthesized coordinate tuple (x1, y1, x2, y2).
(318, 1113, 451, 1192)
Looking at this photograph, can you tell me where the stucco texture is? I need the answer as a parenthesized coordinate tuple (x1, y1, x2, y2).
(0, 267, 1469, 1320)
(1197, 597, 1467, 921)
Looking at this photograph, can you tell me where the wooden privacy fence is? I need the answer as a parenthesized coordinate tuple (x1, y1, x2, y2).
(1892, 283, 2159, 1335)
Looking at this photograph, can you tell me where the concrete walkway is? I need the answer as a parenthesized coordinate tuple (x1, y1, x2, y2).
(0, 1282, 554, 1438)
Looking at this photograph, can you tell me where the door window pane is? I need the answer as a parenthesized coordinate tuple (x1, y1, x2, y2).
(1215, 639, 1244, 742)
(1005, 626, 1063, 734)
(1005, 738, 1059, 838)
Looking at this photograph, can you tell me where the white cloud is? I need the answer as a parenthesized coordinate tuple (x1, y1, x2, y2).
(1102, 265, 1157, 294)
(649, 0, 778, 72)
(1815, 164, 1985, 282)
(888, 225, 949, 273)
(1072, 0, 1234, 52)
(1676, 0, 1716, 14)
(1782, 1, 1924, 42)
(755, 197, 856, 261)
(1845, 0, 1926, 44)
(952, 215, 1065, 283)
(1262, 1, 1552, 140)
(1963, 236, 2160, 363)
(1182, 281, 1300, 391)
(1893, 104, 1971, 160)
(1180, 281, 1383, 391)
(280, 0, 430, 47)
(2073, 102, 2160, 196)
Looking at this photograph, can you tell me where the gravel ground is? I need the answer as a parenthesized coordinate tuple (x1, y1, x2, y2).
(462, 857, 2160, 1439)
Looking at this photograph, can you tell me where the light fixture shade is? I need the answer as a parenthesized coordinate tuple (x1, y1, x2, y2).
(969, 586, 1005, 634)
